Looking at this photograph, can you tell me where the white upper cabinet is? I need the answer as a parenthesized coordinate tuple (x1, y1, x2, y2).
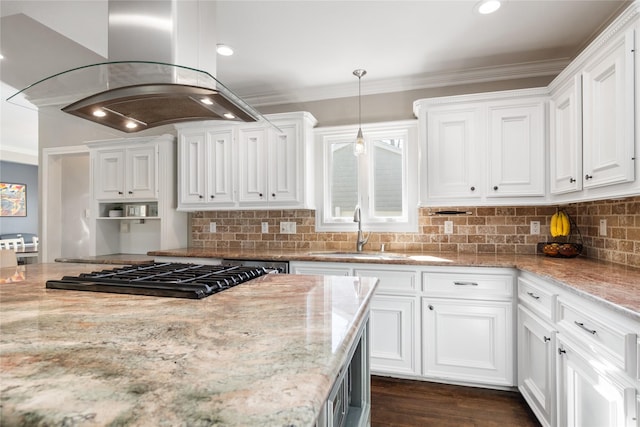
(425, 106, 483, 200)
(179, 128, 235, 208)
(582, 29, 635, 189)
(549, 75, 583, 195)
(94, 144, 157, 201)
(176, 112, 317, 211)
(487, 101, 545, 198)
(414, 89, 547, 206)
(548, 6, 639, 203)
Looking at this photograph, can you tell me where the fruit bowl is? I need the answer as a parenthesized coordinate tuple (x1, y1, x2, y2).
(537, 242, 583, 258)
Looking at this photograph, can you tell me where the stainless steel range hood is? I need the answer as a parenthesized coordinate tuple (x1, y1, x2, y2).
(6, 1, 270, 133)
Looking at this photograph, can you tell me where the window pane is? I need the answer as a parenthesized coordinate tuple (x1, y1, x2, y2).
(372, 138, 403, 217)
(330, 142, 358, 218)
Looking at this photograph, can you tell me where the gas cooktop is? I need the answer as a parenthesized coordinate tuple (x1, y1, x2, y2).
(46, 263, 276, 299)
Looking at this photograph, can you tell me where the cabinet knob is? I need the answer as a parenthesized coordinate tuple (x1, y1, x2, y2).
(128, 191, 133, 195)
(543, 336, 551, 343)
(259, 193, 263, 198)
(210, 195, 215, 199)
(558, 348, 566, 355)
(118, 191, 123, 195)
(569, 177, 576, 183)
(470, 186, 475, 191)
(493, 186, 498, 191)
(199, 195, 204, 199)
(428, 305, 434, 311)
(271, 193, 276, 198)
(585, 174, 593, 180)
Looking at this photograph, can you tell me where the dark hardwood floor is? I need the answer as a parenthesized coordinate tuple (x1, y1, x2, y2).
(371, 376, 541, 427)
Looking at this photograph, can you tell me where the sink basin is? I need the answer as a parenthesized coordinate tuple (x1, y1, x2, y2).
(309, 251, 408, 260)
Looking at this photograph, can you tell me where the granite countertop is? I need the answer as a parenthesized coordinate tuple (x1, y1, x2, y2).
(148, 248, 640, 321)
(0, 263, 377, 426)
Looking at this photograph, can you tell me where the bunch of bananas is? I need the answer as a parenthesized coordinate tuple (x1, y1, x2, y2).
(550, 210, 571, 237)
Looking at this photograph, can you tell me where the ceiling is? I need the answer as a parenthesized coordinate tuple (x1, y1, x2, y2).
(0, 0, 633, 163)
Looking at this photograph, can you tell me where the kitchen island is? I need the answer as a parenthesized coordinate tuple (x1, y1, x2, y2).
(0, 263, 377, 426)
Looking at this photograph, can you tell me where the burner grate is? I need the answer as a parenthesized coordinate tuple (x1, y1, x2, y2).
(46, 263, 273, 299)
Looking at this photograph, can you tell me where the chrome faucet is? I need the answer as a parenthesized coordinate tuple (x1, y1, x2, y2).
(353, 206, 370, 252)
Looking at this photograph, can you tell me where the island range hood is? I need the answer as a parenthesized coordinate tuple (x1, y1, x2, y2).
(6, 1, 269, 133)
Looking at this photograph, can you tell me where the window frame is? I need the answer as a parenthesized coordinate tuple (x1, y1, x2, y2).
(314, 120, 419, 232)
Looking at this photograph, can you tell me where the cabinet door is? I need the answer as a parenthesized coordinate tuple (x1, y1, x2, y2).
(95, 149, 125, 199)
(179, 131, 207, 204)
(582, 29, 635, 189)
(422, 298, 513, 386)
(550, 76, 583, 195)
(426, 107, 482, 200)
(125, 146, 157, 199)
(238, 127, 269, 205)
(206, 129, 235, 205)
(487, 101, 545, 197)
(518, 305, 556, 427)
(370, 295, 419, 376)
(557, 335, 637, 427)
(268, 124, 299, 205)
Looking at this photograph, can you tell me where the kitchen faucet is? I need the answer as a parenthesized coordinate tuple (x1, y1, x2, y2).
(353, 206, 370, 252)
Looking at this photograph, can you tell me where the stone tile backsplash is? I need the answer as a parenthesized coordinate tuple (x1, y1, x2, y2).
(190, 195, 640, 268)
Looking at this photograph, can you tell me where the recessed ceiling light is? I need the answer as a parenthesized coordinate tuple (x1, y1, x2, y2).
(223, 113, 235, 119)
(200, 97, 214, 105)
(216, 44, 234, 56)
(125, 121, 138, 129)
(475, 0, 501, 15)
(92, 109, 107, 117)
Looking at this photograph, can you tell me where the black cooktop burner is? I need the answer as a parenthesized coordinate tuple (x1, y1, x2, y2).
(46, 263, 274, 299)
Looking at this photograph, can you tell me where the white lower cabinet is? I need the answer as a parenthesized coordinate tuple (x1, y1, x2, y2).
(422, 298, 513, 386)
(556, 334, 637, 427)
(518, 305, 556, 427)
(369, 295, 419, 376)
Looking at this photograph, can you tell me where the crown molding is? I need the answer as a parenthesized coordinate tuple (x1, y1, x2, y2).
(242, 58, 569, 107)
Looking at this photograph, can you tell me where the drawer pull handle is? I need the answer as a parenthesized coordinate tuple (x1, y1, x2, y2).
(527, 291, 540, 300)
(574, 321, 597, 335)
(454, 281, 478, 286)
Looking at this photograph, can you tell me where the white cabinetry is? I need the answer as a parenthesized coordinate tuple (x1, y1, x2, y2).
(421, 269, 516, 387)
(353, 266, 420, 376)
(549, 75, 583, 195)
(94, 145, 157, 200)
(517, 270, 640, 427)
(290, 261, 420, 376)
(88, 135, 187, 255)
(582, 29, 635, 190)
(517, 273, 558, 427)
(414, 89, 546, 206)
(556, 334, 637, 427)
(179, 128, 235, 208)
(176, 112, 317, 211)
(237, 122, 301, 207)
(548, 6, 638, 202)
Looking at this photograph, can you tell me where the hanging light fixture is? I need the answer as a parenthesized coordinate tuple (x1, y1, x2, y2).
(353, 69, 367, 156)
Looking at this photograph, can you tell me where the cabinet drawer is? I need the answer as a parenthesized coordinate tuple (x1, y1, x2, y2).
(557, 297, 637, 374)
(517, 275, 556, 322)
(354, 268, 418, 295)
(422, 272, 513, 299)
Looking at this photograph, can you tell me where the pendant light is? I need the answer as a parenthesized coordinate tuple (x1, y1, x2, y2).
(353, 69, 367, 156)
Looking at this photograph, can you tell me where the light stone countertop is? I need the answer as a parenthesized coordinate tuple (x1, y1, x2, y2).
(0, 263, 377, 427)
(148, 248, 640, 321)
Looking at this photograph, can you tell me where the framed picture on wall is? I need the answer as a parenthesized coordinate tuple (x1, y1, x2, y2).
(0, 182, 27, 217)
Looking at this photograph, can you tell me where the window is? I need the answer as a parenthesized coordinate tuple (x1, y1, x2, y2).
(315, 120, 418, 232)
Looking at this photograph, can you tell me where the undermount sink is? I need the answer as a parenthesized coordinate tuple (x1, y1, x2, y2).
(308, 252, 454, 263)
(309, 251, 408, 260)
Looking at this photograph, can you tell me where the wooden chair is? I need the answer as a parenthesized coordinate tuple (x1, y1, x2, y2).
(0, 249, 18, 268)
(0, 238, 24, 251)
